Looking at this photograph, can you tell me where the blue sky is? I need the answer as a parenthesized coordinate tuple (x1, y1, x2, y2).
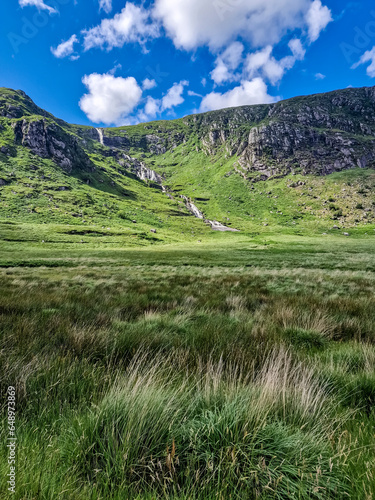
(1, 0, 375, 126)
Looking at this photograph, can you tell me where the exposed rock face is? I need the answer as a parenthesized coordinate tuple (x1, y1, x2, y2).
(2, 85, 375, 180)
(135, 163, 162, 183)
(12, 119, 94, 173)
(90, 129, 184, 155)
(1, 104, 24, 119)
(191, 87, 375, 179)
(0, 90, 51, 119)
(100, 134, 131, 150)
(117, 154, 163, 185)
(145, 134, 167, 155)
(238, 123, 375, 178)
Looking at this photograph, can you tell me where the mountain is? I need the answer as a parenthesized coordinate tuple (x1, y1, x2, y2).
(0, 85, 375, 241)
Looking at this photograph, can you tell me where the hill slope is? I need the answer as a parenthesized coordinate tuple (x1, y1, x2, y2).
(0, 85, 375, 242)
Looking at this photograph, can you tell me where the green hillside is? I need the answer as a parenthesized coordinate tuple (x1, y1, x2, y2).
(0, 86, 375, 244)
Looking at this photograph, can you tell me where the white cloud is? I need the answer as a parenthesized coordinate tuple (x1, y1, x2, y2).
(99, 0, 112, 14)
(211, 42, 244, 85)
(79, 73, 143, 124)
(289, 38, 306, 60)
(144, 96, 160, 118)
(245, 40, 305, 86)
(109, 63, 122, 75)
(188, 90, 202, 97)
(315, 72, 326, 80)
(82, 3, 159, 51)
(142, 78, 157, 90)
(139, 80, 189, 121)
(211, 59, 232, 86)
(161, 80, 189, 111)
(19, 0, 56, 14)
(51, 35, 79, 59)
(306, 0, 332, 42)
(154, 0, 323, 51)
(352, 46, 375, 77)
(245, 46, 282, 85)
(200, 78, 277, 112)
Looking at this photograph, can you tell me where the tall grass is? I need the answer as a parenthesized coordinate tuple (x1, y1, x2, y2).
(58, 349, 348, 499)
(0, 249, 374, 498)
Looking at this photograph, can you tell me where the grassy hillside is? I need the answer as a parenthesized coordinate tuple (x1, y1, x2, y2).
(132, 139, 375, 232)
(1, 86, 375, 245)
(0, 113, 211, 244)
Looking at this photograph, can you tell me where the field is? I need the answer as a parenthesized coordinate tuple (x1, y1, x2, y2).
(0, 229, 375, 499)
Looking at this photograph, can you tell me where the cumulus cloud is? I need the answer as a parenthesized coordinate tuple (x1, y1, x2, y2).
(144, 96, 160, 117)
(75, 1, 332, 122)
(211, 42, 244, 85)
(162, 80, 189, 110)
(289, 38, 306, 60)
(79, 73, 143, 124)
(19, 0, 57, 14)
(315, 72, 326, 80)
(51, 35, 79, 59)
(99, 0, 112, 14)
(139, 80, 189, 121)
(154, 0, 326, 51)
(245, 47, 283, 85)
(142, 78, 157, 90)
(352, 46, 375, 77)
(200, 78, 277, 112)
(82, 3, 159, 51)
(306, 0, 332, 42)
(245, 40, 305, 85)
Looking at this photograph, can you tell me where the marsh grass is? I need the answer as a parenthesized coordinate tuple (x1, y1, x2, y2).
(0, 240, 374, 498)
(58, 350, 348, 499)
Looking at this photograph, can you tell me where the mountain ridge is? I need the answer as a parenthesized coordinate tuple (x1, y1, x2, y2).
(0, 84, 375, 240)
(2, 84, 375, 181)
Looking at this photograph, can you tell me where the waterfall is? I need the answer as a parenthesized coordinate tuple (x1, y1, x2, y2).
(96, 128, 104, 146)
(138, 165, 162, 184)
(185, 202, 204, 219)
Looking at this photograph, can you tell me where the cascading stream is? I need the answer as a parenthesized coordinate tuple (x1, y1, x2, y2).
(95, 133, 238, 231)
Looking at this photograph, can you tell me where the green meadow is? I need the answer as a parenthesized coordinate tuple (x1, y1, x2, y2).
(0, 229, 374, 499)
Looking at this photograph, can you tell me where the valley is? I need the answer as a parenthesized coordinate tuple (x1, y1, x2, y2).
(0, 86, 375, 244)
(0, 85, 374, 499)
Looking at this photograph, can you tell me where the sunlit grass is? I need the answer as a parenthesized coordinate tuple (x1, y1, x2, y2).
(0, 237, 374, 498)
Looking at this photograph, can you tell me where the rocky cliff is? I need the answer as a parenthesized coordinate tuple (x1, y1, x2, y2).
(1, 86, 375, 231)
(1, 85, 375, 182)
(182, 86, 375, 180)
(12, 118, 94, 173)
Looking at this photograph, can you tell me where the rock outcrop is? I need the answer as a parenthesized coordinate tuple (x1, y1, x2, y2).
(117, 153, 163, 185)
(2, 85, 375, 180)
(189, 86, 375, 179)
(12, 119, 94, 172)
